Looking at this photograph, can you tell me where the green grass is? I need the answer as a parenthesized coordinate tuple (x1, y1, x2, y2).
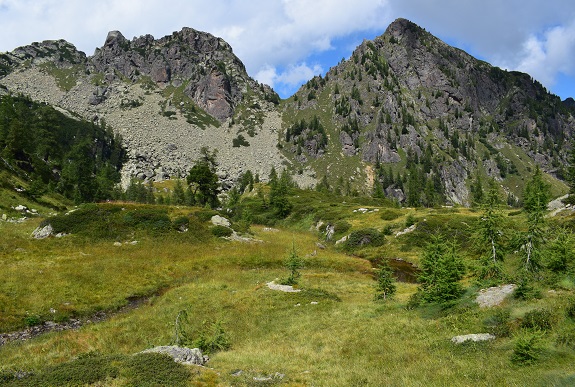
(1, 201, 575, 385)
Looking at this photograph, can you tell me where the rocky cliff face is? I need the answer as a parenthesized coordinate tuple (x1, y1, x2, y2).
(281, 18, 575, 205)
(89, 28, 251, 121)
(0, 28, 286, 188)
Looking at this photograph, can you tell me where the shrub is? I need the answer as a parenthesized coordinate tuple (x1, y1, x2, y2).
(193, 320, 231, 354)
(344, 228, 385, 251)
(211, 225, 233, 237)
(556, 328, 575, 349)
(484, 309, 512, 337)
(123, 353, 192, 387)
(374, 260, 396, 301)
(520, 309, 556, 331)
(14, 353, 121, 386)
(405, 213, 416, 227)
(513, 278, 542, 301)
(172, 216, 189, 231)
(333, 220, 351, 234)
(281, 243, 304, 286)
(566, 298, 575, 320)
(380, 209, 402, 221)
(23, 315, 43, 327)
(173, 311, 231, 355)
(511, 333, 542, 365)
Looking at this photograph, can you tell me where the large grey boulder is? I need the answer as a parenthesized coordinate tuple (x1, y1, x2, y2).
(140, 346, 208, 365)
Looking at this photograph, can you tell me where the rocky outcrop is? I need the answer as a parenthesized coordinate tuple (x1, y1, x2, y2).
(90, 28, 251, 122)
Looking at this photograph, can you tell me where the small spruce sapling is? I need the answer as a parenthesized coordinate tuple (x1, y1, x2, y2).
(282, 242, 303, 286)
(374, 260, 396, 301)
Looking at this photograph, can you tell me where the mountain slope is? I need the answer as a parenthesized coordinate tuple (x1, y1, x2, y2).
(280, 18, 574, 204)
(1, 18, 573, 205)
(0, 29, 285, 187)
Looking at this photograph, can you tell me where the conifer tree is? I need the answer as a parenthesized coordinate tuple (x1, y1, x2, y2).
(417, 235, 465, 304)
(515, 166, 550, 271)
(473, 178, 505, 280)
(374, 260, 396, 301)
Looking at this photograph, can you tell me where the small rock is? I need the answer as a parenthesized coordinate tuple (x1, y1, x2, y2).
(266, 281, 301, 293)
(140, 346, 207, 365)
(476, 284, 516, 308)
(451, 333, 495, 344)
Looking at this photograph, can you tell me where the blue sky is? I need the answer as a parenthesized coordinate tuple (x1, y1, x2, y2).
(1, 0, 574, 100)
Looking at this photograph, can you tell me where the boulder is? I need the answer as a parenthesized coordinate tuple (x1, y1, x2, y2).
(211, 215, 231, 227)
(140, 346, 208, 365)
(32, 224, 54, 239)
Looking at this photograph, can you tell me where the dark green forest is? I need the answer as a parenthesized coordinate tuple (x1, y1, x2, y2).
(0, 94, 125, 203)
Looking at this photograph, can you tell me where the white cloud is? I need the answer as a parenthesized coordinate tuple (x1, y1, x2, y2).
(254, 62, 323, 96)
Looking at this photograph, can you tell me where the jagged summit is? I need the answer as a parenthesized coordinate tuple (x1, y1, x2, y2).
(90, 27, 252, 121)
(283, 18, 574, 204)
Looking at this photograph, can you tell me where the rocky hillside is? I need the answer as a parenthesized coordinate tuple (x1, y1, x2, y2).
(0, 28, 286, 188)
(281, 18, 575, 205)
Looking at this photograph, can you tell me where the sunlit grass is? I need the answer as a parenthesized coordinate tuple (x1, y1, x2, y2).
(1, 204, 575, 385)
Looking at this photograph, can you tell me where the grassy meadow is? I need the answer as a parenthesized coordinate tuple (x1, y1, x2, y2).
(1, 195, 575, 386)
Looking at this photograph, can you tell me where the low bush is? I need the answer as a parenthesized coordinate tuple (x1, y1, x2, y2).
(520, 308, 556, 331)
(511, 332, 542, 365)
(380, 209, 402, 221)
(566, 297, 575, 320)
(344, 228, 385, 251)
(333, 220, 351, 234)
(123, 353, 192, 387)
(211, 225, 233, 237)
(484, 309, 512, 337)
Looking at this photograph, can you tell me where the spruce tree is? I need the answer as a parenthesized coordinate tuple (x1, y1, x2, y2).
(516, 166, 550, 271)
(417, 235, 465, 304)
(473, 179, 505, 280)
(374, 260, 396, 301)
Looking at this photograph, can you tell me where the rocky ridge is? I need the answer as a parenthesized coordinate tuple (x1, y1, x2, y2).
(1, 19, 574, 201)
(282, 18, 575, 204)
(0, 31, 292, 187)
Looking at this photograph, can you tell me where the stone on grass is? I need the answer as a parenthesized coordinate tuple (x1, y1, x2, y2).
(32, 224, 54, 239)
(211, 215, 231, 227)
(140, 346, 208, 365)
(266, 281, 301, 293)
(451, 333, 495, 344)
(475, 284, 516, 308)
